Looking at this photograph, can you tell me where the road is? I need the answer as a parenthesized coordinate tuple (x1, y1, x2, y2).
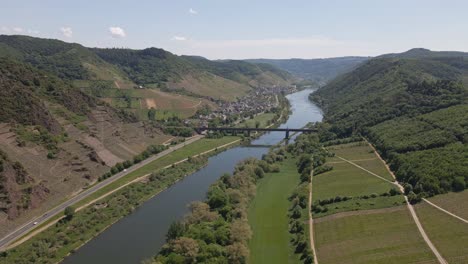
(0, 135, 204, 250)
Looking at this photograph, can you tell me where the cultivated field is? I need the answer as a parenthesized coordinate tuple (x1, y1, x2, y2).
(312, 141, 437, 264)
(314, 206, 437, 264)
(169, 73, 251, 101)
(426, 190, 468, 219)
(248, 157, 302, 264)
(102, 88, 213, 120)
(415, 202, 468, 263)
(326, 142, 394, 181)
(313, 161, 396, 202)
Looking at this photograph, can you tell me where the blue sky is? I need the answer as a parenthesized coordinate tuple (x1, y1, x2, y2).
(1, 0, 468, 59)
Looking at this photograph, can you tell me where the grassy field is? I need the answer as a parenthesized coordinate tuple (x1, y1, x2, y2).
(236, 113, 277, 128)
(327, 142, 394, 181)
(415, 202, 468, 263)
(248, 157, 302, 264)
(426, 190, 468, 219)
(314, 207, 437, 264)
(311, 141, 402, 218)
(311, 141, 436, 263)
(313, 161, 396, 202)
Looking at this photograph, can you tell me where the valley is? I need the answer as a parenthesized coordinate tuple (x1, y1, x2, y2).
(0, 26, 466, 264)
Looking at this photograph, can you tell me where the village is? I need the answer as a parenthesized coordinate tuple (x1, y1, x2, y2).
(196, 85, 297, 127)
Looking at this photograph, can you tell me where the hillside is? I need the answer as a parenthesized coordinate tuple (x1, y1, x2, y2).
(0, 55, 169, 233)
(0, 35, 293, 102)
(311, 49, 468, 198)
(246, 57, 369, 84)
(0, 35, 294, 232)
(93, 49, 293, 100)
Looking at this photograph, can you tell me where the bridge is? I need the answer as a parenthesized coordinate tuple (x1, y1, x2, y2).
(197, 127, 317, 139)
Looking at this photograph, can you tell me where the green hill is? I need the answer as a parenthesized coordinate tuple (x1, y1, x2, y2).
(0, 35, 294, 224)
(246, 57, 369, 84)
(0, 35, 293, 101)
(311, 49, 468, 197)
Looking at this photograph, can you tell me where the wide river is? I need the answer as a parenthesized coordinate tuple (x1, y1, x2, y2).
(62, 89, 323, 264)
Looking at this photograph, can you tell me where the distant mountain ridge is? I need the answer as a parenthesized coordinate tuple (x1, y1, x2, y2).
(0, 35, 293, 101)
(246, 56, 369, 84)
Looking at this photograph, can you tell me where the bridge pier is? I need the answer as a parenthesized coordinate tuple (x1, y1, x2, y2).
(285, 129, 290, 139)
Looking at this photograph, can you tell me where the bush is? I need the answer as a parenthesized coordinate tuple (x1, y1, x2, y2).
(407, 191, 422, 204)
(313, 165, 333, 176)
(452, 177, 466, 192)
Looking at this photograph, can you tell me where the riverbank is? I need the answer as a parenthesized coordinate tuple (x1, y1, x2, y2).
(0, 136, 243, 263)
(13, 89, 319, 264)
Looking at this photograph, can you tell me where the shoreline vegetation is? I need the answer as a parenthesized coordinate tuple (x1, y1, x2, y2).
(0, 137, 241, 263)
(0, 95, 291, 263)
(151, 133, 323, 264)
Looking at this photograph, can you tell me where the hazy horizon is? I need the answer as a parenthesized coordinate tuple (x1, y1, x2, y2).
(2, 0, 468, 59)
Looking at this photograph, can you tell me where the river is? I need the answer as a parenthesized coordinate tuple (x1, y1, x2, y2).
(62, 89, 323, 264)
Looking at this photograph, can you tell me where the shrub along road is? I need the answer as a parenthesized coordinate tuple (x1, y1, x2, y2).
(0, 135, 204, 251)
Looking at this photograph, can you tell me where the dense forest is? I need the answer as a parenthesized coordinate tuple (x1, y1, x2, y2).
(311, 49, 468, 197)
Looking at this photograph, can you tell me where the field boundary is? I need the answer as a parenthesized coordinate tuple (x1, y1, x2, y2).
(308, 169, 319, 264)
(314, 206, 406, 224)
(422, 198, 468, 224)
(345, 142, 448, 264)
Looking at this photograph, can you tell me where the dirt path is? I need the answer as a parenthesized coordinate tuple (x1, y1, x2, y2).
(404, 196, 448, 264)
(422, 198, 468, 224)
(326, 157, 377, 164)
(335, 156, 395, 185)
(308, 169, 319, 264)
(338, 142, 448, 264)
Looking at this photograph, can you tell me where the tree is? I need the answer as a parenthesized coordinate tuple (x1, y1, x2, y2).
(64, 206, 75, 220)
(226, 242, 249, 264)
(452, 177, 466, 192)
(148, 108, 157, 121)
(230, 219, 252, 243)
(171, 237, 199, 262)
(166, 221, 186, 241)
(255, 121, 261, 129)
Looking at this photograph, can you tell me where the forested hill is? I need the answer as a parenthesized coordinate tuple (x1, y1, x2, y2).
(0, 35, 293, 221)
(0, 35, 293, 100)
(311, 49, 468, 199)
(246, 57, 369, 84)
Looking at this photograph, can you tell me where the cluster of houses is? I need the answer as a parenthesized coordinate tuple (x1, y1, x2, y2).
(196, 85, 297, 126)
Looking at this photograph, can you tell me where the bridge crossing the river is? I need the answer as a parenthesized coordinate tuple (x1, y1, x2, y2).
(197, 127, 317, 139)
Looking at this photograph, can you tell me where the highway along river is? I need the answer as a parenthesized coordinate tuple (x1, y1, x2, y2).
(62, 89, 323, 264)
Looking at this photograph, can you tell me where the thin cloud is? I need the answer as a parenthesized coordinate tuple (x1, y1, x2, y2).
(189, 8, 198, 15)
(173, 36, 187, 41)
(1, 26, 39, 35)
(167, 36, 376, 59)
(27, 29, 40, 35)
(12, 27, 24, 33)
(60, 27, 73, 38)
(109, 26, 126, 38)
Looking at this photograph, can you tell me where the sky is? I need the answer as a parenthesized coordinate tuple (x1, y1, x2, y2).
(1, 0, 468, 59)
